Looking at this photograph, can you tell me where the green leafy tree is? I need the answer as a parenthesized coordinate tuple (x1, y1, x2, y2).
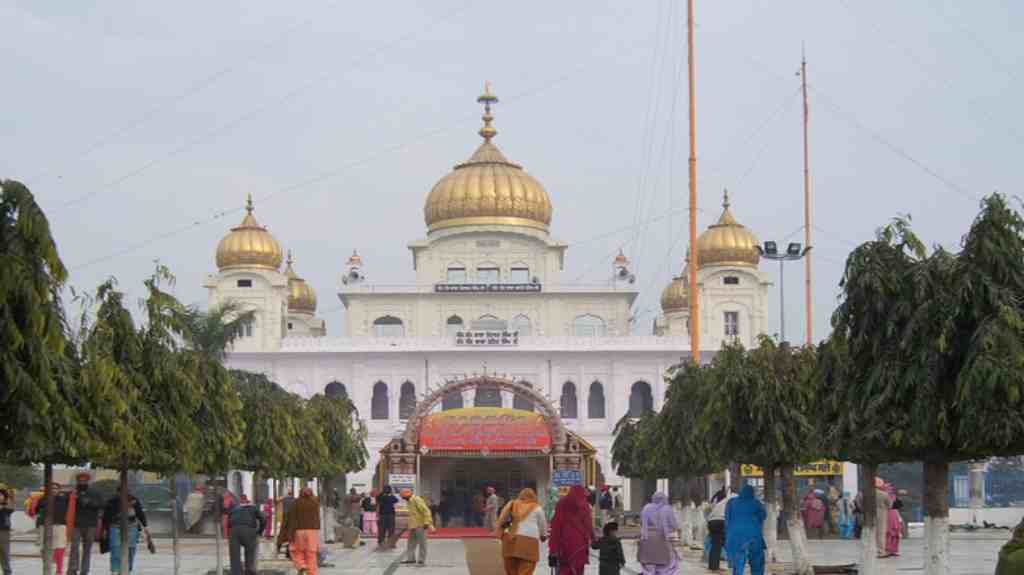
(822, 194, 1024, 575)
(0, 180, 100, 575)
(699, 339, 820, 573)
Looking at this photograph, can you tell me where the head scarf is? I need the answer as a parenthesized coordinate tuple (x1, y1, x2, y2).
(553, 485, 590, 527)
(497, 488, 540, 528)
(640, 491, 678, 540)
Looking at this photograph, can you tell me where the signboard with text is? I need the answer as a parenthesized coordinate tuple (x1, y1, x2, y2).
(454, 330, 519, 346)
(741, 461, 843, 477)
(419, 407, 551, 452)
(389, 474, 416, 489)
(435, 283, 542, 294)
(552, 469, 583, 487)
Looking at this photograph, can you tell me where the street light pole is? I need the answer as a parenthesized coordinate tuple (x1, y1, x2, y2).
(758, 241, 811, 344)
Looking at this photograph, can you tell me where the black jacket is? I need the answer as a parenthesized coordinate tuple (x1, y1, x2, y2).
(228, 503, 266, 532)
(102, 496, 148, 529)
(36, 493, 70, 527)
(377, 494, 398, 516)
(591, 536, 626, 567)
(72, 488, 105, 528)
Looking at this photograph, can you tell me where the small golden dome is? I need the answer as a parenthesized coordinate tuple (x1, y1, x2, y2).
(216, 195, 284, 270)
(661, 273, 689, 313)
(696, 190, 760, 267)
(423, 84, 553, 233)
(284, 251, 317, 314)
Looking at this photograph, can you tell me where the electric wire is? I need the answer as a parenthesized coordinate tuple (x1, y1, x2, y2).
(27, 0, 339, 185)
(56, 1, 476, 212)
(70, 34, 652, 272)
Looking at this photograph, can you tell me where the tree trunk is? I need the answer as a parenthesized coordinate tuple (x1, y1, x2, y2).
(923, 460, 951, 575)
(42, 463, 54, 575)
(729, 463, 742, 494)
(119, 468, 129, 575)
(677, 476, 692, 548)
(764, 465, 779, 564)
(272, 479, 279, 540)
(215, 482, 224, 575)
(781, 464, 813, 575)
(859, 462, 879, 575)
(170, 475, 180, 575)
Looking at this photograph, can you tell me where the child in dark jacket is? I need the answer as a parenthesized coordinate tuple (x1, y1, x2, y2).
(591, 522, 626, 575)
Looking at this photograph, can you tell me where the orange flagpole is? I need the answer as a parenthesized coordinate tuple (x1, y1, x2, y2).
(687, 0, 700, 362)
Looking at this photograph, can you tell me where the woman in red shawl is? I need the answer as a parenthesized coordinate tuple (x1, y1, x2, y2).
(548, 486, 594, 575)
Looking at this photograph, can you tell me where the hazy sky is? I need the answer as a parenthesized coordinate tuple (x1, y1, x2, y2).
(4, 0, 1021, 341)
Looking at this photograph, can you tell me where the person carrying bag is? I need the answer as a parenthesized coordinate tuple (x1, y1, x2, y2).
(495, 489, 547, 575)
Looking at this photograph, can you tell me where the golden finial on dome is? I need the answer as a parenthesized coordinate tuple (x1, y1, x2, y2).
(246, 193, 254, 214)
(695, 189, 759, 267)
(722, 188, 730, 209)
(477, 81, 498, 142)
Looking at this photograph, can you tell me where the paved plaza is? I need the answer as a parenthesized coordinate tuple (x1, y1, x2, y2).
(5, 532, 1012, 575)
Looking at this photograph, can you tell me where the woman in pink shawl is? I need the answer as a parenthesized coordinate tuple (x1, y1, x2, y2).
(638, 492, 679, 575)
(548, 485, 593, 575)
(261, 498, 274, 538)
(800, 490, 826, 539)
(885, 484, 903, 557)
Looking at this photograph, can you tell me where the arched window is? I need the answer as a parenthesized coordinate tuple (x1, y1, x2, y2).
(371, 381, 389, 420)
(475, 385, 502, 408)
(373, 315, 404, 337)
(588, 381, 606, 419)
(628, 381, 654, 418)
(446, 263, 467, 284)
(477, 263, 500, 284)
(560, 381, 578, 419)
(325, 380, 348, 399)
(442, 391, 464, 411)
(513, 381, 534, 411)
(511, 315, 532, 337)
(573, 314, 606, 337)
(446, 315, 464, 338)
(399, 381, 417, 420)
(510, 264, 530, 284)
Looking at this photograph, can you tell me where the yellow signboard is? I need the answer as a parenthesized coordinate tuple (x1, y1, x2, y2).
(740, 461, 843, 477)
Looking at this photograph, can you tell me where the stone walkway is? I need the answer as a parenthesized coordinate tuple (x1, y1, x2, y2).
(6, 532, 1012, 575)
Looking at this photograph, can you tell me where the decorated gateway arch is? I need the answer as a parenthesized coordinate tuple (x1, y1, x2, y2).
(375, 376, 599, 507)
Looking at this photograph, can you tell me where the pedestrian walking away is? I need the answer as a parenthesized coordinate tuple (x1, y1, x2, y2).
(706, 488, 728, 572)
(495, 488, 547, 575)
(637, 492, 679, 575)
(591, 522, 626, 575)
(724, 485, 766, 575)
(485, 487, 500, 530)
(36, 483, 70, 575)
(67, 473, 103, 575)
(400, 488, 435, 566)
(375, 487, 399, 549)
(101, 487, 149, 575)
(0, 485, 15, 575)
(276, 487, 320, 575)
(228, 497, 266, 575)
(548, 485, 593, 575)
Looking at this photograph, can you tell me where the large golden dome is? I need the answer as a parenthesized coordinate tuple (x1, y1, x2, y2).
(660, 272, 689, 313)
(423, 84, 552, 233)
(696, 191, 760, 267)
(284, 252, 317, 314)
(216, 195, 284, 270)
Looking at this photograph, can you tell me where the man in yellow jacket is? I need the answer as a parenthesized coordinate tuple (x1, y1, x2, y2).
(399, 489, 435, 566)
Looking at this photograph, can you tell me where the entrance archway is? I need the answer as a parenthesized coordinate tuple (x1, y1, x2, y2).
(379, 376, 598, 523)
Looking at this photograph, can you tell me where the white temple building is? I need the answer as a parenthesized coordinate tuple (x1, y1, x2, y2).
(204, 86, 813, 511)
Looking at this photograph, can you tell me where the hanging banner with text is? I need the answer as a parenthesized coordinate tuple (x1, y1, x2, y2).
(740, 461, 844, 477)
(419, 407, 552, 452)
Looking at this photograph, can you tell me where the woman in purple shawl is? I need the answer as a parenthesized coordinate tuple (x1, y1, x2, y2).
(638, 492, 679, 575)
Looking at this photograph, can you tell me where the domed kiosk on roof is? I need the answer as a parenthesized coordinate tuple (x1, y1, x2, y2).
(216, 195, 284, 270)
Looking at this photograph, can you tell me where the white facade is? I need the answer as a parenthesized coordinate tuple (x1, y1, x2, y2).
(204, 90, 773, 505)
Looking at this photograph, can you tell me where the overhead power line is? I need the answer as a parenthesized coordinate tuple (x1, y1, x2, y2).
(56, 1, 476, 212)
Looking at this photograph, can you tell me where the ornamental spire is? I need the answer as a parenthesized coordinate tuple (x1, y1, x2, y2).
(477, 81, 499, 142)
(246, 193, 254, 214)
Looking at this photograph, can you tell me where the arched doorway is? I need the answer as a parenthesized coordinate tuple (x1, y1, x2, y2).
(381, 376, 600, 528)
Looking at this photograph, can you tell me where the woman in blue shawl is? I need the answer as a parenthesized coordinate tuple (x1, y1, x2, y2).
(724, 485, 766, 575)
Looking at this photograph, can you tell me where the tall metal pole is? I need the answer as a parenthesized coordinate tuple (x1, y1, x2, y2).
(687, 0, 700, 362)
(779, 260, 786, 342)
(801, 48, 813, 346)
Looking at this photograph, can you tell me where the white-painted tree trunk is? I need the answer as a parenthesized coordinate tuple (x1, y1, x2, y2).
(693, 506, 707, 550)
(678, 504, 693, 548)
(786, 516, 814, 575)
(860, 525, 878, 575)
(765, 501, 779, 563)
(924, 516, 950, 575)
